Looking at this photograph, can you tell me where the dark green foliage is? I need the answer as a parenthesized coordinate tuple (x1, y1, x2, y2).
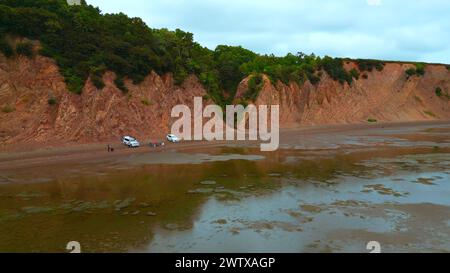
(198, 71, 223, 106)
(91, 74, 105, 89)
(141, 98, 151, 106)
(48, 97, 57, 105)
(309, 74, 321, 85)
(240, 52, 324, 86)
(0, 37, 14, 57)
(406, 63, 426, 78)
(320, 56, 353, 85)
(114, 77, 128, 93)
(424, 110, 436, 117)
(367, 118, 378, 123)
(406, 68, 417, 77)
(1, 105, 14, 113)
(0, 1, 394, 105)
(65, 74, 84, 94)
(435, 87, 450, 99)
(1, 1, 206, 94)
(415, 63, 425, 76)
(356, 59, 385, 72)
(15, 41, 34, 57)
(350, 68, 360, 80)
(90, 66, 106, 89)
(243, 74, 264, 102)
(214, 45, 257, 100)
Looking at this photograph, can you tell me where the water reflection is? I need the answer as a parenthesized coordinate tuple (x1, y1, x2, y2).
(0, 146, 449, 253)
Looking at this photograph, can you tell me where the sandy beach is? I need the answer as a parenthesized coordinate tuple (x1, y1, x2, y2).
(1, 120, 448, 173)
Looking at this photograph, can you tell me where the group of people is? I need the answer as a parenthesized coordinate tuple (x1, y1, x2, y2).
(107, 141, 165, 151)
(107, 144, 114, 152)
(149, 141, 165, 148)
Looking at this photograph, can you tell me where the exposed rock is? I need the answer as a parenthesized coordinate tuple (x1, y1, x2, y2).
(114, 198, 135, 211)
(212, 219, 227, 225)
(187, 188, 214, 194)
(21, 206, 53, 214)
(200, 180, 217, 185)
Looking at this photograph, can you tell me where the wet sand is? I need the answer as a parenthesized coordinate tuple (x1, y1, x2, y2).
(1, 120, 449, 172)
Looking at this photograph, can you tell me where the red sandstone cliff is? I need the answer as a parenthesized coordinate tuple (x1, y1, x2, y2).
(0, 53, 449, 146)
(0, 54, 208, 145)
(235, 62, 450, 127)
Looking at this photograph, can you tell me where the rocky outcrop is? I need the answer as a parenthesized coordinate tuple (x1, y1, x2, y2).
(0, 54, 449, 146)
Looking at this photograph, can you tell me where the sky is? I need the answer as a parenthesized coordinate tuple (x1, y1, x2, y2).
(86, 0, 450, 64)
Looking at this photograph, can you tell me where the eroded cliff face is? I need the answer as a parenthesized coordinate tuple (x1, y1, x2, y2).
(0, 54, 207, 145)
(0, 54, 449, 146)
(235, 62, 450, 127)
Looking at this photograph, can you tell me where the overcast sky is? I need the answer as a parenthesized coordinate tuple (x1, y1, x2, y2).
(86, 0, 450, 64)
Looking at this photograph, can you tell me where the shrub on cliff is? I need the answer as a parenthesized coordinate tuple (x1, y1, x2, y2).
(141, 98, 152, 106)
(243, 74, 264, 102)
(64, 75, 84, 95)
(350, 68, 360, 80)
(214, 45, 256, 92)
(114, 77, 128, 93)
(48, 97, 57, 105)
(406, 68, 417, 77)
(15, 41, 34, 57)
(89, 66, 106, 89)
(0, 37, 14, 57)
(415, 63, 425, 76)
(406, 63, 426, 78)
(240, 53, 354, 87)
(91, 74, 105, 89)
(320, 56, 353, 85)
(435, 87, 450, 99)
(308, 74, 321, 85)
(1, 105, 15, 113)
(356, 59, 385, 72)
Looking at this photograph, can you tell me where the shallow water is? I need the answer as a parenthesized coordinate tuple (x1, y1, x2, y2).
(0, 130, 449, 253)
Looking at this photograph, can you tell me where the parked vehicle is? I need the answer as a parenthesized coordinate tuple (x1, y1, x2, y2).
(166, 134, 180, 143)
(122, 136, 140, 147)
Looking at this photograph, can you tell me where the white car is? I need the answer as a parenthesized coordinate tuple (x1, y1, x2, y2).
(166, 134, 180, 143)
(122, 136, 140, 147)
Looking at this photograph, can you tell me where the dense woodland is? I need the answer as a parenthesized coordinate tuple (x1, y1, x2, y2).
(0, 0, 389, 105)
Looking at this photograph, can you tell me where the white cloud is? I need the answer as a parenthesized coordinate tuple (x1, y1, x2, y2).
(367, 0, 382, 6)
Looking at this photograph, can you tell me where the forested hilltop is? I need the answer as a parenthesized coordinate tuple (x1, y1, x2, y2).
(0, 0, 431, 106)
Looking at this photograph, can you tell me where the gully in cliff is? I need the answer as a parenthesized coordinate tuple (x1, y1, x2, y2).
(171, 97, 280, 151)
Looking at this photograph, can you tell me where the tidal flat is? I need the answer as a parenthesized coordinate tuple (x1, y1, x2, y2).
(0, 122, 449, 253)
